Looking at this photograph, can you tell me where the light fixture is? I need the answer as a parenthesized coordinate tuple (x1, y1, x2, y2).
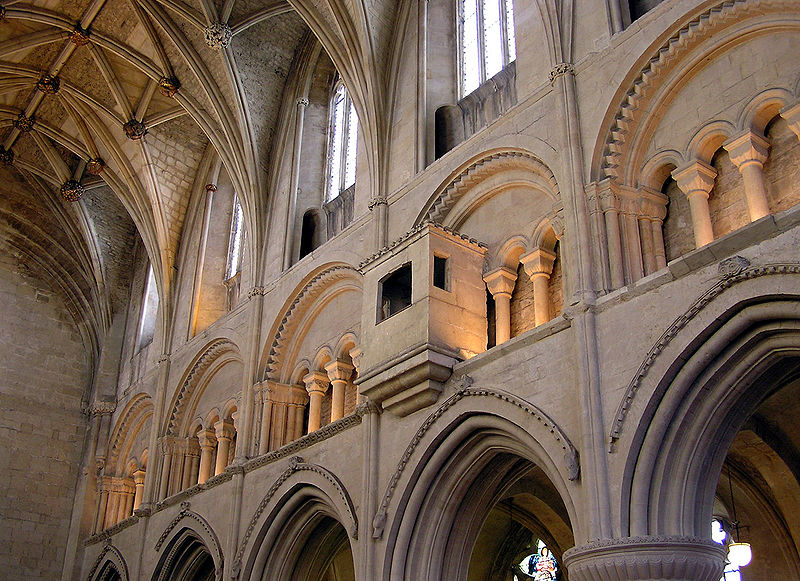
(726, 466, 752, 568)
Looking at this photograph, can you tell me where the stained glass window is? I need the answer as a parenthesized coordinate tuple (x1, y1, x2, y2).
(459, 0, 516, 95)
(327, 82, 359, 201)
(514, 540, 558, 581)
(712, 519, 743, 581)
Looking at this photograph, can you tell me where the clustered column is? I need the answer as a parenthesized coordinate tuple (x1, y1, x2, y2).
(325, 360, 354, 422)
(723, 130, 771, 222)
(672, 160, 717, 248)
(521, 248, 556, 327)
(304, 371, 330, 433)
(484, 267, 518, 344)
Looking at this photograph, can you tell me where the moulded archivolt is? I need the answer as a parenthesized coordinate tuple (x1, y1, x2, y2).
(597, 0, 800, 184)
(371, 382, 579, 539)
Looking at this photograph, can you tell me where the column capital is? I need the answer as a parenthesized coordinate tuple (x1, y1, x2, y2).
(325, 360, 354, 383)
(197, 429, 216, 449)
(214, 420, 235, 441)
(303, 371, 330, 396)
(639, 186, 668, 221)
(520, 248, 557, 278)
(483, 266, 517, 298)
(780, 100, 800, 140)
(723, 130, 769, 170)
(133, 470, 146, 485)
(563, 536, 725, 581)
(672, 160, 716, 199)
(348, 347, 363, 375)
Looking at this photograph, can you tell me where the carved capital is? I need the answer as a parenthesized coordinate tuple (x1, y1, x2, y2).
(639, 186, 668, 221)
(197, 429, 217, 450)
(483, 266, 517, 299)
(563, 536, 725, 581)
(549, 62, 575, 84)
(368, 196, 387, 210)
(204, 22, 232, 49)
(325, 360, 354, 383)
(672, 161, 716, 200)
(303, 371, 330, 396)
(520, 248, 557, 278)
(91, 401, 116, 416)
(214, 420, 235, 441)
(780, 100, 800, 141)
(723, 130, 769, 171)
(348, 346, 363, 374)
(297, 97, 309, 107)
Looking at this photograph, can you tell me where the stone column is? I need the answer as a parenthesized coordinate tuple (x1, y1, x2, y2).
(104, 478, 121, 529)
(157, 437, 172, 500)
(214, 421, 235, 476)
(483, 267, 518, 343)
(304, 371, 330, 433)
(94, 477, 110, 532)
(197, 429, 216, 484)
(521, 248, 557, 327)
(288, 384, 310, 441)
(325, 360, 354, 422)
(724, 130, 771, 222)
(672, 161, 717, 248)
(118, 479, 134, 522)
(597, 182, 625, 288)
(181, 437, 200, 490)
(258, 383, 273, 454)
(132, 469, 146, 510)
(639, 187, 669, 274)
(563, 536, 726, 581)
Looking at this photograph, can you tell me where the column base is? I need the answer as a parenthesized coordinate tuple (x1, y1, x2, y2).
(563, 536, 725, 581)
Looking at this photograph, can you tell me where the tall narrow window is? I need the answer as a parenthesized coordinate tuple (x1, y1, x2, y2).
(225, 194, 244, 280)
(137, 265, 158, 350)
(326, 81, 359, 202)
(459, 0, 516, 96)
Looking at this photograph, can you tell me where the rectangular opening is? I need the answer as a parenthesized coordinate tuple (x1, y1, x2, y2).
(378, 263, 412, 322)
(433, 255, 449, 291)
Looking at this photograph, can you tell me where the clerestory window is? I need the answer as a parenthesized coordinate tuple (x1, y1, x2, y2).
(326, 81, 358, 202)
(459, 0, 516, 96)
(225, 193, 244, 280)
(136, 264, 158, 351)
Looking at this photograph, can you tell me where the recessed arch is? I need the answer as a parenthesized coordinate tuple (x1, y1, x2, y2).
(234, 458, 358, 580)
(152, 506, 223, 581)
(259, 263, 362, 383)
(614, 266, 800, 538)
(165, 338, 242, 436)
(87, 544, 129, 581)
(379, 387, 579, 580)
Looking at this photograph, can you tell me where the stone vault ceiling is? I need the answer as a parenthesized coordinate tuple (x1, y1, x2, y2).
(0, 0, 400, 361)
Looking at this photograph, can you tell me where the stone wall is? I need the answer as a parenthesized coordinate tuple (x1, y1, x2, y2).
(0, 253, 89, 581)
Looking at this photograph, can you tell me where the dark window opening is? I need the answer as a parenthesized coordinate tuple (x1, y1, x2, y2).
(379, 263, 412, 322)
(433, 255, 449, 290)
(628, 0, 665, 22)
(299, 211, 317, 259)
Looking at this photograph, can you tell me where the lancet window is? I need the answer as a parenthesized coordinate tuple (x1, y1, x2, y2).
(459, 0, 516, 95)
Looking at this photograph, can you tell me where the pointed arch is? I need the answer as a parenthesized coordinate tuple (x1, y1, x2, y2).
(613, 262, 800, 538)
(234, 456, 358, 579)
(87, 544, 129, 581)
